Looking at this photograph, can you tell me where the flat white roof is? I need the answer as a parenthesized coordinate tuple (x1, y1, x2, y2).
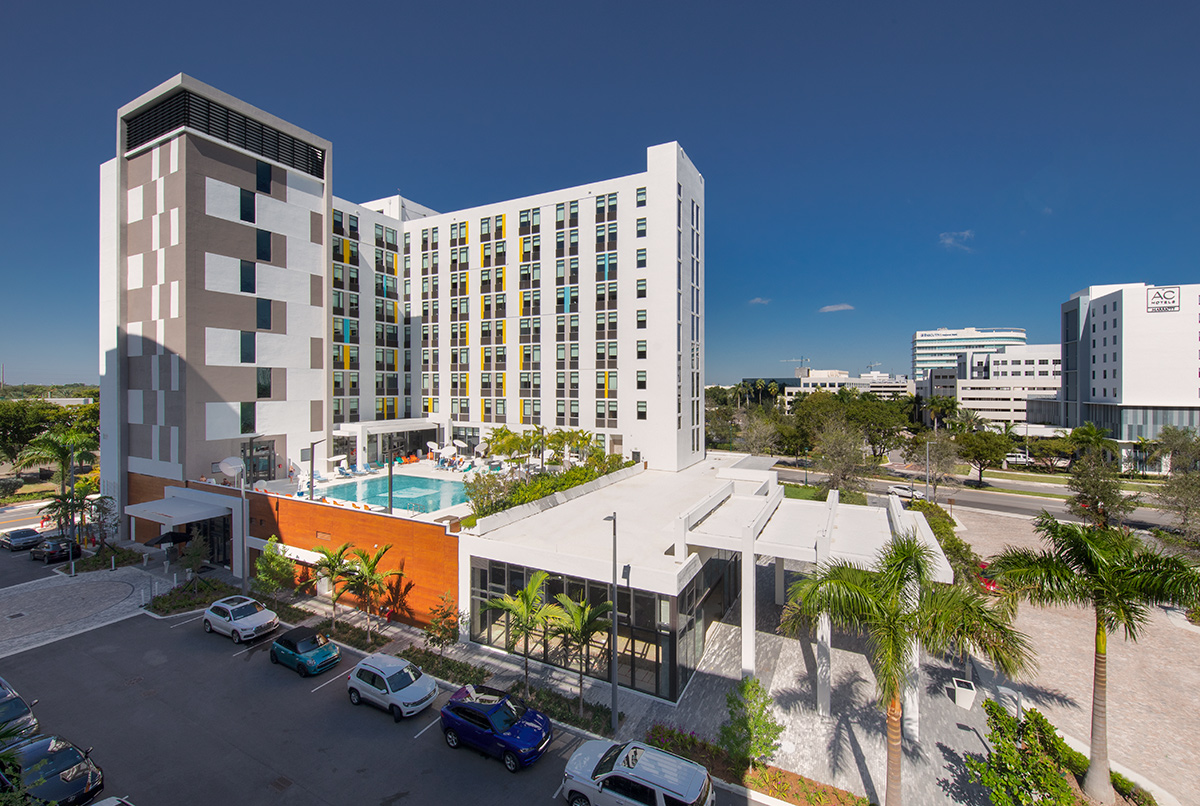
(461, 453, 951, 596)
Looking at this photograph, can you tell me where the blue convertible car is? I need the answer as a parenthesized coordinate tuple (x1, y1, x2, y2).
(439, 685, 553, 773)
(268, 627, 340, 677)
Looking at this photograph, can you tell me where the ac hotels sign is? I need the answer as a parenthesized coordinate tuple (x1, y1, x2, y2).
(1147, 286, 1180, 313)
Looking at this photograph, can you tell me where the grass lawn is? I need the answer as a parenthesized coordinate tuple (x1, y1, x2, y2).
(781, 484, 868, 506)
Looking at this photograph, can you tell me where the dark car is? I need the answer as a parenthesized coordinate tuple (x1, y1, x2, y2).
(269, 627, 341, 677)
(440, 685, 552, 773)
(1, 529, 44, 551)
(30, 538, 83, 565)
(2, 734, 103, 805)
(0, 677, 39, 748)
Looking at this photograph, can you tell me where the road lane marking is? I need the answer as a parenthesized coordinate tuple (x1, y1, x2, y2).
(311, 674, 345, 693)
(169, 615, 204, 629)
(413, 716, 441, 739)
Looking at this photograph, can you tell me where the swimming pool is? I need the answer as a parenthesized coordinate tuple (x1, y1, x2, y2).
(321, 473, 468, 512)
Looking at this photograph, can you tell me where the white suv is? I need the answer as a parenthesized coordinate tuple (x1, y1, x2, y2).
(346, 654, 439, 721)
(202, 596, 279, 643)
(557, 740, 715, 806)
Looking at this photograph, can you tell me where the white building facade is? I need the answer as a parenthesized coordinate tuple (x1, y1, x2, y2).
(1059, 283, 1200, 457)
(911, 326, 1027, 382)
(952, 344, 1062, 425)
(101, 75, 706, 546)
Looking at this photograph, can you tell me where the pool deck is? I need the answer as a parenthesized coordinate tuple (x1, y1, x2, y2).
(307, 459, 474, 521)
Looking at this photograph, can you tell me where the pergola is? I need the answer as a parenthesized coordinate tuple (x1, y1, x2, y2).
(676, 466, 951, 738)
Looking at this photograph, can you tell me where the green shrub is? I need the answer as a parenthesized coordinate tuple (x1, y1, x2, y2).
(312, 618, 390, 652)
(522, 682, 623, 737)
(149, 580, 240, 615)
(718, 676, 783, 768)
(73, 546, 145, 573)
(465, 460, 634, 518)
(0, 478, 24, 497)
(395, 646, 489, 687)
(966, 700, 1076, 806)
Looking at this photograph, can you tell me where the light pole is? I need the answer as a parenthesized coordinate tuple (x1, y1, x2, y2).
(219, 455, 249, 594)
(384, 433, 396, 514)
(603, 511, 619, 735)
(924, 439, 930, 501)
(307, 438, 326, 501)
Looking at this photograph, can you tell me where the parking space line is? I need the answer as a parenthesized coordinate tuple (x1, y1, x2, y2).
(413, 716, 441, 739)
(231, 640, 269, 657)
(169, 615, 204, 629)
(310, 674, 345, 693)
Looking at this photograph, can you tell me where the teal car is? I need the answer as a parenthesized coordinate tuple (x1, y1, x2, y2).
(269, 627, 341, 677)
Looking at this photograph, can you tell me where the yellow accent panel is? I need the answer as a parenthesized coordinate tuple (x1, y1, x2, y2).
(341, 240, 348, 262)
(463, 221, 468, 240)
(605, 372, 609, 397)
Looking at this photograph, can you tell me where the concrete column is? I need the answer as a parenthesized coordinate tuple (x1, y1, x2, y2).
(817, 613, 831, 716)
(740, 543, 757, 678)
(774, 557, 786, 606)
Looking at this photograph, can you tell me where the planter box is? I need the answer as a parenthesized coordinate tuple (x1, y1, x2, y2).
(952, 677, 977, 710)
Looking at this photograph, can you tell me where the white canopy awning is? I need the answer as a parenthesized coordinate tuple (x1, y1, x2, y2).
(125, 496, 233, 528)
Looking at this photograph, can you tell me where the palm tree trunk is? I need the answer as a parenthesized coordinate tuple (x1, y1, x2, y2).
(885, 694, 903, 806)
(578, 657, 585, 719)
(523, 632, 530, 696)
(1082, 616, 1115, 804)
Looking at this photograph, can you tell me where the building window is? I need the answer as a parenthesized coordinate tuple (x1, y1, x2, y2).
(256, 160, 272, 194)
(637, 249, 647, 269)
(637, 340, 647, 359)
(256, 229, 271, 261)
(636, 279, 647, 298)
(636, 310, 647, 329)
(636, 187, 646, 207)
(240, 260, 255, 294)
(637, 370, 646, 389)
(240, 189, 255, 223)
(240, 331, 255, 363)
(240, 402, 256, 434)
(256, 298, 272, 330)
(637, 401, 647, 420)
(256, 367, 272, 399)
(636, 218, 647, 237)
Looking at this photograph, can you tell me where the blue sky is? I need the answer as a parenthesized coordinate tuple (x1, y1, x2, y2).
(2, 1, 1198, 385)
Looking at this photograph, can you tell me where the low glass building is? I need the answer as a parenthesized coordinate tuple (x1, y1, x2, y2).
(468, 549, 739, 702)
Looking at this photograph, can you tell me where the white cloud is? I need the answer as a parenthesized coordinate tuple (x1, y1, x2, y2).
(938, 229, 976, 251)
(818, 303, 854, 313)
(747, 297, 770, 305)
(1041, 206, 1053, 215)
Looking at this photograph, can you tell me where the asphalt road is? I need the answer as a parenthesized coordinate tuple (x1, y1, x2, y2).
(773, 467, 1176, 531)
(2, 614, 757, 806)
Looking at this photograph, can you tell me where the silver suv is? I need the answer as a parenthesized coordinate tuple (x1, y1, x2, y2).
(202, 596, 279, 643)
(557, 740, 715, 806)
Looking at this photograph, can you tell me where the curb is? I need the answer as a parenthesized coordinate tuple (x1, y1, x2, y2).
(712, 779, 798, 806)
(1054, 729, 1182, 806)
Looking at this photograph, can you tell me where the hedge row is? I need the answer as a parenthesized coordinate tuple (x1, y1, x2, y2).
(908, 499, 982, 588)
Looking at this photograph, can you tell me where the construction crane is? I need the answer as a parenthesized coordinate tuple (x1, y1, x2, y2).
(866, 362, 881, 372)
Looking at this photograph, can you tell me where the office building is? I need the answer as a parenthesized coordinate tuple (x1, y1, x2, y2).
(911, 326, 1026, 382)
(951, 344, 1062, 425)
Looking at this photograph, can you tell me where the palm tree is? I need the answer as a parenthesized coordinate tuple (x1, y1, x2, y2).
(755, 378, 766, 405)
(947, 407, 985, 434)
(14, 429, 98, 496)
(311, 542, 355, 629)
(548, 594, 612, 717)
(923, 396, 959, 432)
(781, 533, 1033, 806)
(1068, 422, 1119, 465)
(986, 514, 1200, 804)
(1131, 435, 1157, 476)
(345, 545, 401, 641)
(570, 429, 595, 465)
(767, 381, 780, 406)
(483, 570, 563, 695)
(38, 491, 87, 539)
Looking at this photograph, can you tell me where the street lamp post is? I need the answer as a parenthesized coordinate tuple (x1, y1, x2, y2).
(384, 433, 396, 514)
(603, 511, 619, 735)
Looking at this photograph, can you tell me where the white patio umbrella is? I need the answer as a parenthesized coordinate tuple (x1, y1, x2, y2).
(439, 444, 457, 458)
(426, 441, 439, 450)
(324, 454, 347, 464)
(452, 439, 467, 448)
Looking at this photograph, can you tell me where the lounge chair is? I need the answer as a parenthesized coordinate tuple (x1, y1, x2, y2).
(351, 464, 373, 475)
(335, 466, 354, 479)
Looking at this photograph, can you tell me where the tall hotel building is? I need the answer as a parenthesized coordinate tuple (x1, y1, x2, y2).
(100, 75, 705, 529)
